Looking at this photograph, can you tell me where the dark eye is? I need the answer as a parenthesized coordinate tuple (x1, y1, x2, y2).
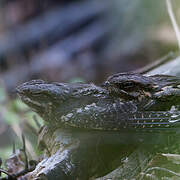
(114, 81, 134, 89)
(122, 82, 134, 89)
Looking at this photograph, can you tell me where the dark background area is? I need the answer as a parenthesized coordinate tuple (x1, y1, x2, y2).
(0, 0, 178, 92)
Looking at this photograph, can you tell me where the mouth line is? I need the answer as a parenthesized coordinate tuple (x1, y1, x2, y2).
(20, 95, 44, 112)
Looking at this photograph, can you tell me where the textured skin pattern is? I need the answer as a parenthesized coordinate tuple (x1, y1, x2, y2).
(16, 73, 180, 132)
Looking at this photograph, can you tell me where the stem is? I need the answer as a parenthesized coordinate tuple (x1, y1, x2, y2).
(166, 0, 180, 50)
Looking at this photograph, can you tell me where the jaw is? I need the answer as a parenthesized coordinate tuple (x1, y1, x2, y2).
(19, 94, 47, 115)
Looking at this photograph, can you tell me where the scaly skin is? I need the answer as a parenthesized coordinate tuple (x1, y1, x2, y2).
(17, 73, 180, 131)
(16, 73, 180, 179)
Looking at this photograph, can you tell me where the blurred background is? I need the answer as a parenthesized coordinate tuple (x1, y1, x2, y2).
(0, 0, 179, 170)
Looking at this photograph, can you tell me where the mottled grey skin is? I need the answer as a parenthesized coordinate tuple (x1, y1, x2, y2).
(17, 73, 180, 131)
(16, 73, 180, 179)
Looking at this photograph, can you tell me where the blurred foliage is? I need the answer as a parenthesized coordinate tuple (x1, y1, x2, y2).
(0, 80, 43, 163)
(69, 77, 85, 83)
